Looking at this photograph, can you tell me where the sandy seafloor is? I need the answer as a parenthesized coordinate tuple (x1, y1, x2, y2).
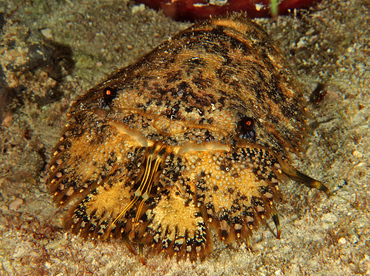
(0, 0, 369, 275)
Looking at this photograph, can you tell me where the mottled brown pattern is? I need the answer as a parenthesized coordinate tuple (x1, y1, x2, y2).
(46, 14, 329, 262)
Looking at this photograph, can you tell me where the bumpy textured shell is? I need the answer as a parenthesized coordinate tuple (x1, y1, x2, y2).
(47, 14, 329, 262)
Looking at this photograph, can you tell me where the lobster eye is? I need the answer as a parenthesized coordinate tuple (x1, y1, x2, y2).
(241, 117, 254, 131)
(238, 116, 256, 140)
(102, 87, 117, 105)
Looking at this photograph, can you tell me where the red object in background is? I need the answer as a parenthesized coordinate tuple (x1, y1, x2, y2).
(134, 0, 322, 22)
